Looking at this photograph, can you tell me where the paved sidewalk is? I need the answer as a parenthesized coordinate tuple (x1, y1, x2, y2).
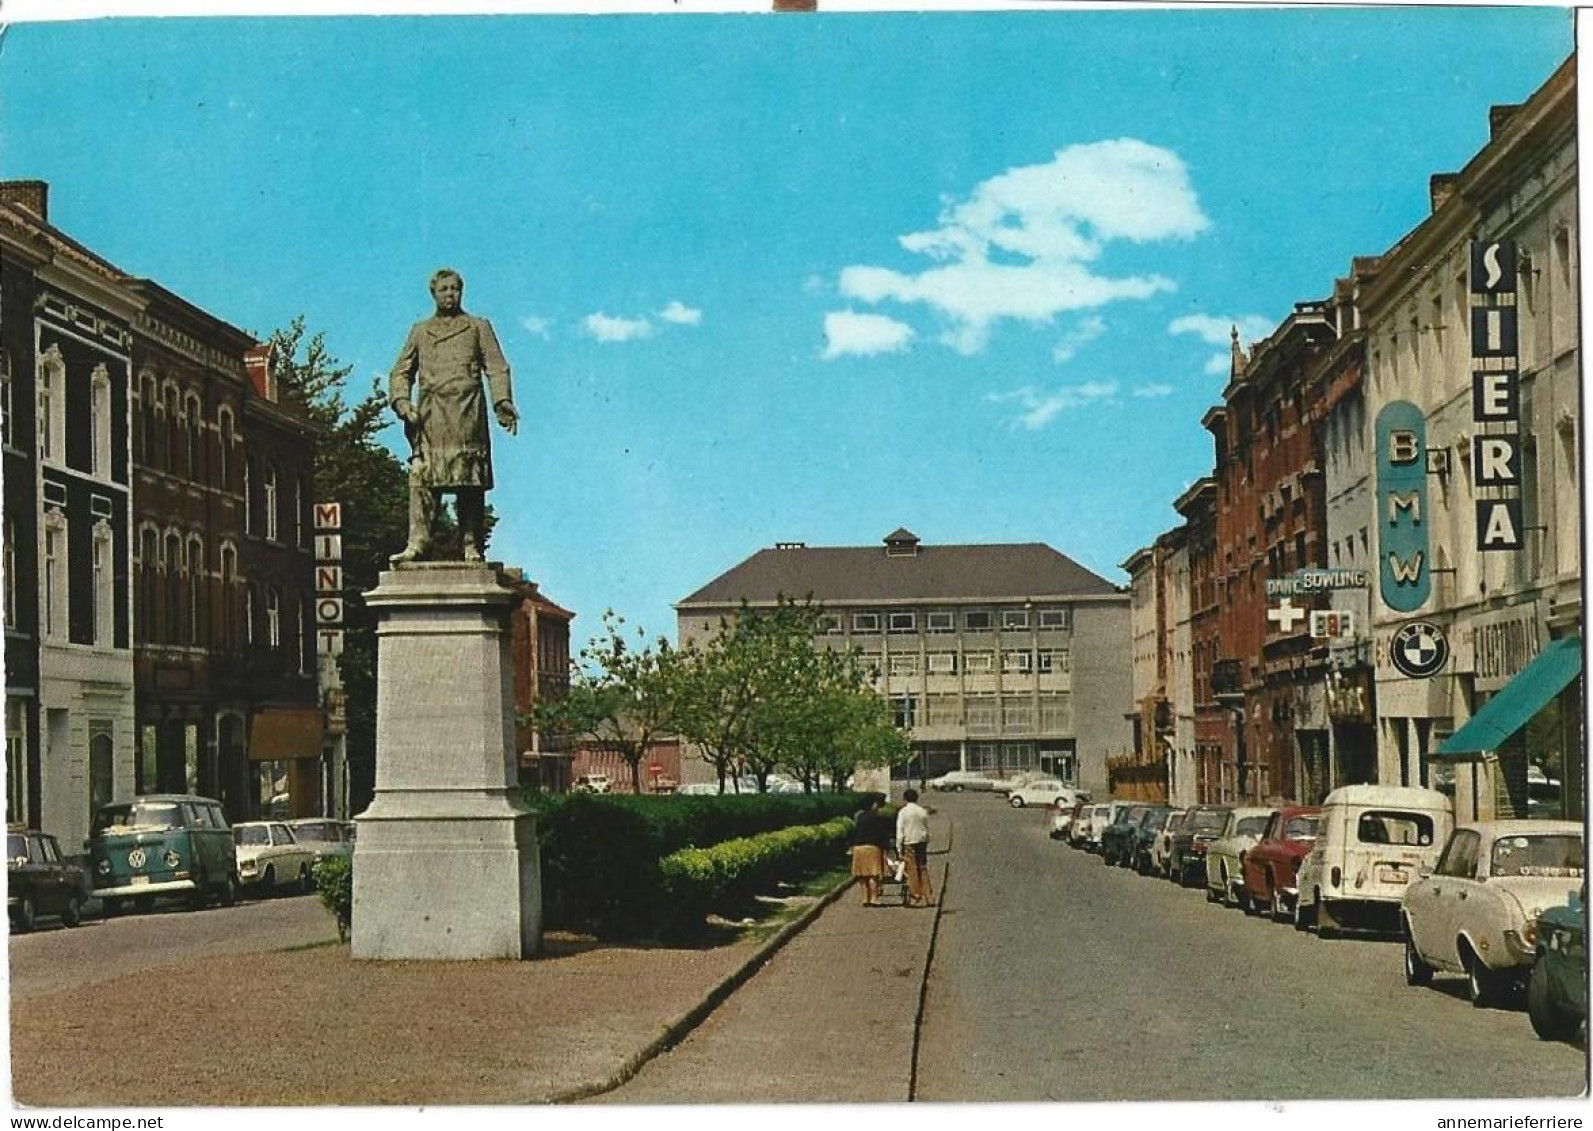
(11, 811, 952, 1107)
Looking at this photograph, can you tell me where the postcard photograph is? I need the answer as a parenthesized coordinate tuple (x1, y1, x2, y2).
(0, 1, 1585, 1120)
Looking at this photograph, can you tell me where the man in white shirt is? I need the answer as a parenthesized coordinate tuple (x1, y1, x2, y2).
(895, 788, 934, 907)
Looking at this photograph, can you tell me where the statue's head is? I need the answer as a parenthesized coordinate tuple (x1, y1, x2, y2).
(429, 268, 464, 314)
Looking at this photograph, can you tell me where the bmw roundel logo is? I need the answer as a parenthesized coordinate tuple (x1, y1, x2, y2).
(1391, 621, 1449, 679)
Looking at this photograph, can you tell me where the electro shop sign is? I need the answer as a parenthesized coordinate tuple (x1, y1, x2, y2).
(314, 502, 344, 657)
(1470, 239, 1524, 552)
(1375, 400, 1430, 613)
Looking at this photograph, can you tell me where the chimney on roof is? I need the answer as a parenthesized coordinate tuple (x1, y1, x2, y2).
(0, 180, 49, 222)
(883, 528, 921, 557)
(1429, 173, 1460, 213)
(774, 541, 806, 550)
(1489, 103, 1521, 138)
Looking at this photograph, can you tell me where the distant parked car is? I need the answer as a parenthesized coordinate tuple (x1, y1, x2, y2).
(1102, 805, 1152, 867)
(1051, 799, 1089, 841)
(1241, 805, 1322, 921)
(928, 770, 1000, 792)
(1168, 805, 1231, 887)
(1008, 779, 1074, 809)
(8, 827, 89, 932)
(1071, 803, 1108, 849)
(1296, 784, 1453, 936)
(1128, 806, 1175, 874)
(1402, 820, 1584, 1007)
(286, 819, 356, 866)
(573, 774, 612, 794)
(89, 795, 237, 915)
(1087, 801, 1134, 854)
(1205, 807, 1276, 908)
(1150, 809, 1188, 877)
(1529, 892, 1586, 1042)
(233, 821, 317, 895)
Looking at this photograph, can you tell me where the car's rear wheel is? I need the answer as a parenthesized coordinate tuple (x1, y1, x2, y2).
(11, 896, 35, 933)
(100, 897, 122, 918)
(1293, 894, 1312, 932)
(262, 865, 276, 893)
(1465, 947, 1508, 1008)
(1270, 885, 1287, 923)
(1403, 926, 1434, 987)
(1528, 958, 1577, 1041)
(61, 894, 83, 928)
(1008, 795, 1024, 809)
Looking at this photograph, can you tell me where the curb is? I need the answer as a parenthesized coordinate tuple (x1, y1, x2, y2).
(549, 871, 857, 1104)
(908, 857, 949, 1102)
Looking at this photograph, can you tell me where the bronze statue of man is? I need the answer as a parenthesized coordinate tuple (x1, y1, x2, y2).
(389, 268, 519, 564)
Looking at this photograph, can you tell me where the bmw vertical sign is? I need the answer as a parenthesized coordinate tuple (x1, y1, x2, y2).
(1376, 401, 1430, 612)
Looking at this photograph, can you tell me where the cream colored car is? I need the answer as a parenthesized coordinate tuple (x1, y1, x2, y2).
(1402, 820, 1584, 1007)
(233, 821, 317, 895)
(1204, 807, 1276, 907)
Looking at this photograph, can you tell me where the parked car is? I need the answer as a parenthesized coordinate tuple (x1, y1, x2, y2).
(1102, 805, 1153, 867)
(1168, 805, 1231, 886)
(1086, 801, 1134, 856)
(1240, 805, 1323, 921)
(573, 774, 612, 794)
(1296, 784, 1453, 936)
(1008, 779, 1077, 809)
(8, 827, 90, 932)
(1149, 808, 1189, 877)
(233, 821, 318, 895)
(1128, 806, 1175, 874)
(1528, 891, 1586, 1042)
(89, 795, 237, 915)
(1070, 803, 1107, 849)
(928, 770, 1000, 792)
(1051, 798, 1089, 841)
(286, 819, 356, 866)
(1205, 807, 1276, 907)
(1402, 820, 1583, 1007)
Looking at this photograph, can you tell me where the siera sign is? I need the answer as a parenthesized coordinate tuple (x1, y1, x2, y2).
(1470, 240, 1524, 552)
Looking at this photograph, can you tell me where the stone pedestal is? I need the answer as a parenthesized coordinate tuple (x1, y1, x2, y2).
(351, 563, 541, 960)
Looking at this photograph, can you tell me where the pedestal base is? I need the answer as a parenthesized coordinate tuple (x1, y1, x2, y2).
(352, 794, 541, 960)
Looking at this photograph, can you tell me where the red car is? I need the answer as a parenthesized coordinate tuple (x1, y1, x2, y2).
(1240, 805, 1323, 921)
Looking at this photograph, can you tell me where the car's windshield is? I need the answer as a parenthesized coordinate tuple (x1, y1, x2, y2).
(94, 802, 182, 833)
(1190, 810, 1227, 832)
(1490, 834, 1584, 879)
(1285, 816, 1320, 840)
(1237, 816, 1270, 837)
(234, 826, 270, 847)
(7, 833, 26, 861)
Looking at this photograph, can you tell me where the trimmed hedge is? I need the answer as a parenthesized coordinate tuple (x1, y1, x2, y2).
(312, 855, 353, 942)
(523, 790, 867, 937)
(659, 816, 853, 930)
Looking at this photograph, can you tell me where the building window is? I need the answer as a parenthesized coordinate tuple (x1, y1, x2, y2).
(139, 374, 158, 466)
(220, 543, 237, 649)
(964, 650, 995, 674)
(90, 366, 112, 477)
(1002, 650, 1033, 674)
(851, 612, 879, 634)
(264, 466, 279, 542)
(2, 519, 16, 631)
(294, 477, 304, 547)
(266, 588, 281, 650)
(965, 697, 998, 736)
(1002, 697, 1034, 729)
(891, 695, 916, 729)
(925, 611, 955, 634)
(245, 585, 256, 646)
(165, 385, 182, 475)
(138, 528, 158, 643)
(1001, 608, 1031, 631)
(887, 652, 919, 677)
(817, 613, 843, 634)
(1038, 693, 1070, 731)
(92, 521, 114, 646)
(6, 698, 27, 825)
(1038, 608, 1068, 630)
(166, 532, 183, 644)
(887, 611, 916, 634)
(1036, 649, 1070, 674)
(927, 652, 958, 675)
(965, 610, 992, 632)
(187, 538, 204, 646)
(243, 461, 254, 534)
(42, 511, 65, 639)
(38, 345, 65, 463)
(0, 348, 11, 448)
(186, 394, 203, 481)
(217, 407, 234, 490)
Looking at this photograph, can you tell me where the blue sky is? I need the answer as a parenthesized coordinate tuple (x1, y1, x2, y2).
(0, 8, 1574, 650)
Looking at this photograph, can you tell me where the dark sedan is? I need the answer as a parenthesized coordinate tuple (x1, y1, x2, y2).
(1167, 805, 1232, 887)
(1129, 806, 1175, 874)
(1102, 805, 1153, 867)
(8, 828, 90, 932)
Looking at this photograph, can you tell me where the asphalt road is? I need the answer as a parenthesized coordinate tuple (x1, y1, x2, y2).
(8, 891, 336, 1000)
(914, 791, 1586, 1102)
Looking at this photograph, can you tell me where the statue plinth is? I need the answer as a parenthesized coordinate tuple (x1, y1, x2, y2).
(351, 562, 541, 960)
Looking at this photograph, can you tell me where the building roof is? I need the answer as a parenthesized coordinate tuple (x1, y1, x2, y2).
(677, 533, 1123, 607)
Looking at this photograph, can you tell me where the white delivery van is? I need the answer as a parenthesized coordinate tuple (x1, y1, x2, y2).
(1295, 784, 1454, 936)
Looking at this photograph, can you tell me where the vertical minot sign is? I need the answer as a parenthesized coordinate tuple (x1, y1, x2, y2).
(1470, 239, 1524, 552)
(1376, 401, 1430, 612)
(315, 502, 344, 656)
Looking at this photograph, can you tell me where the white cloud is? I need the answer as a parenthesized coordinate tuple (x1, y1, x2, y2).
(1169, 312, 1274, 346)
(988, 381, 1120, 430)
(521, 315, 553, 340)
(582, 313, 655, 343)
(1132, 384, 1174, 398)
(1052, 316, 1107, 364)
(659, 300, 702, 326)
(1203, 354, 1231, 377)
(821, 310, 915, 360)
(836, 139, 1209, 354)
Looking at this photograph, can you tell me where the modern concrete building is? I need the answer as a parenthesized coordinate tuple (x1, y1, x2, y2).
(676, 528, 1132, 792)
(1359, 59, 1580, 822)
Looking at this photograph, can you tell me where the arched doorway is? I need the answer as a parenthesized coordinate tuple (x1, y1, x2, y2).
(88, 730, 114, 825)
(216, 714, 248, 823)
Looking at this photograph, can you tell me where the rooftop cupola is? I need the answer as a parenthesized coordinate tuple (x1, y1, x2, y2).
(884, 528, 921, 557)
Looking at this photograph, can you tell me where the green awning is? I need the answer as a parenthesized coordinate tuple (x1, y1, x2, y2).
(1437, 636, 1583, 758)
